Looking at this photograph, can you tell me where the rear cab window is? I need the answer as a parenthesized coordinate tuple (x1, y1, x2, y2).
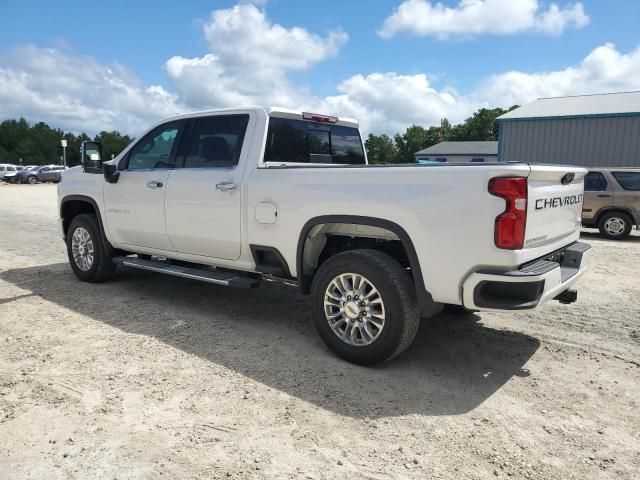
(612, 171, 640, 191)
(263, 117, 365, 165)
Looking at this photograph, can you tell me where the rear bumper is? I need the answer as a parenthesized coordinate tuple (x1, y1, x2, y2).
(462, 242, 591, 311)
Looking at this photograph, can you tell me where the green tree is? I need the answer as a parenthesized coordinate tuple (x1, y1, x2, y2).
(394, 125, 431, 163)
(95, 131, 134, 160)
(63, 132, 91, 167)
(439, 118, 452, 142)
(365, 133, 398, 164)
(451, 106, 519, 141)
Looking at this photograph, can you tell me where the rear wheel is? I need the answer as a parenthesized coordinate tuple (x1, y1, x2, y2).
(66, 214, 116, 282)
(311, 249, 420, 365)
(598, 211, 632, 239)
(26, 176, 37, 184)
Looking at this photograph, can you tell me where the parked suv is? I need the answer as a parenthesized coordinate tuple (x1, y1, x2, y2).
(582, 168, 640, 239)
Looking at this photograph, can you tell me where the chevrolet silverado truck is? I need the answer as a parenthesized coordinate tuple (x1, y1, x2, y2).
(58, 107, 591, 365)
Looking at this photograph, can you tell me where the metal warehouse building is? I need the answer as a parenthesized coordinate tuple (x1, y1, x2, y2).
(414, 141, 498, 163)
(497, 91, 640, 167)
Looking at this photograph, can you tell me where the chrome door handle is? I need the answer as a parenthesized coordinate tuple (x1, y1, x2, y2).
(146, 180, 163, 189)
(216, 182, 237, 191)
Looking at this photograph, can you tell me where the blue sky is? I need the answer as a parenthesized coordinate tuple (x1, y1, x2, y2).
(1, 1, 639, 134)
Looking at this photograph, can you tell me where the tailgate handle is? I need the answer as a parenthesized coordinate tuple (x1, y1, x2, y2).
(597, 194, 611, 198)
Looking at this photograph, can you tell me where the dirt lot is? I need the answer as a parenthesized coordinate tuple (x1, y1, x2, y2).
(0, 183, 638, 480)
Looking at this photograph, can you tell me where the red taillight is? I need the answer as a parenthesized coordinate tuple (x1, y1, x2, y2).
(489, 177, 528, 250)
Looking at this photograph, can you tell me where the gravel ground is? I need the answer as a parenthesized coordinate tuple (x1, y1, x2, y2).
(0, 183, 639, 480)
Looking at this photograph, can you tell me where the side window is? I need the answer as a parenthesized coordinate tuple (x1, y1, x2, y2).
(182, 115, 249, 168)
(584, 172, 607, 191)
(41, 167, 50, 172)
(264, 118, 365, 165)
(435, 157, 447, 163)
(127, 122, 181, 170)
(611, 172, 640, 191)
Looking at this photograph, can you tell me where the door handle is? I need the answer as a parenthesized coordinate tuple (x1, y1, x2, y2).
(597, 194, 611, 198)
(216, 182, 237, 191)
(146, 180, 163, 189)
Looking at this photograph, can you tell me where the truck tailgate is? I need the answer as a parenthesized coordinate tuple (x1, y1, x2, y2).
(525, 165, 587, 249)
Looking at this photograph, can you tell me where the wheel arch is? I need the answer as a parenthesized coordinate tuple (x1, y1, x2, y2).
(60, 195, 106, 239)
(296, 215, 441, 317)
(594, 206, 639, 227)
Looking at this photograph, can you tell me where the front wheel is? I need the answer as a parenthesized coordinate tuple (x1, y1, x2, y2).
(310, 249, 420, 365)
(26, 176, 38, 184)
(66, 214, 116, 282)
(598, 211, 632, 239)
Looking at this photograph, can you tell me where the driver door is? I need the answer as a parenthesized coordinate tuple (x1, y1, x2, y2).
(104, 120, 184, 251)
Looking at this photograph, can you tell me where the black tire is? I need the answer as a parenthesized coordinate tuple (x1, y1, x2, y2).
(66, 214, 117, 282)
(598, 211, 632, 240)
(26, 175, 38, 184)
(310, 249, 420, 365)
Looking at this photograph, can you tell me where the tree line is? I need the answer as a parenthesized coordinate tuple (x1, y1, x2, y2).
(365, 106, 518, 164)
(0, 118, 134, 167)
(0, 105, 518, 167)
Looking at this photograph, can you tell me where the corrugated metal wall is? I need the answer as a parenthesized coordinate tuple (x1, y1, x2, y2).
(499, 115, 640, 167)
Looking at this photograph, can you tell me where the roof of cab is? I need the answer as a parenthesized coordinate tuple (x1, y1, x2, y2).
(164, 106, 359, 129)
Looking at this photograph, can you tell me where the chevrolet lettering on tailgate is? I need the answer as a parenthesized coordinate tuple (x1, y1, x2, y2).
(535, 194, 584, 210)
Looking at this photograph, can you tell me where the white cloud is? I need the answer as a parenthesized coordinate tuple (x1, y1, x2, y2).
(166, 3, 347, 109)
(379, 0, 589, 39)
(147, 3, 466, 134)
(316, 73, 472, 134)
(0, 45, 182, 135)
(475, 43, 640, 108)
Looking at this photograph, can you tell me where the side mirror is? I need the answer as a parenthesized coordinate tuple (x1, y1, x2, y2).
(103, 162, 120, 184)
(81, 141, 103, 174)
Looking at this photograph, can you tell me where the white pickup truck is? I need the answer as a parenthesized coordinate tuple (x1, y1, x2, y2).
(58, 107, 591, 364)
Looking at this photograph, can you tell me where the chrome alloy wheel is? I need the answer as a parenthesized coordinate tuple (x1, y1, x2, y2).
(604, 216, 626, 236)
(323, 273, 386, 346)
(71, 227, 95, 271)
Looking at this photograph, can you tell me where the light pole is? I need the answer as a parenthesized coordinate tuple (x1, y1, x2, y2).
(61, 139, 67, 167)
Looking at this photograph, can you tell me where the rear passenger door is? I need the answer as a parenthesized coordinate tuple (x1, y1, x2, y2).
(583, 171, 612, 222)
(164, 113, 253, 260)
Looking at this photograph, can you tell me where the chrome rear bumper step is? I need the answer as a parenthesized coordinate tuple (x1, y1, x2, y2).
(113, 257, 259, 289)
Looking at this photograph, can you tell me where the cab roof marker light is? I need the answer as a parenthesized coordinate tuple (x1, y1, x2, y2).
(302, 112, 338, 124)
